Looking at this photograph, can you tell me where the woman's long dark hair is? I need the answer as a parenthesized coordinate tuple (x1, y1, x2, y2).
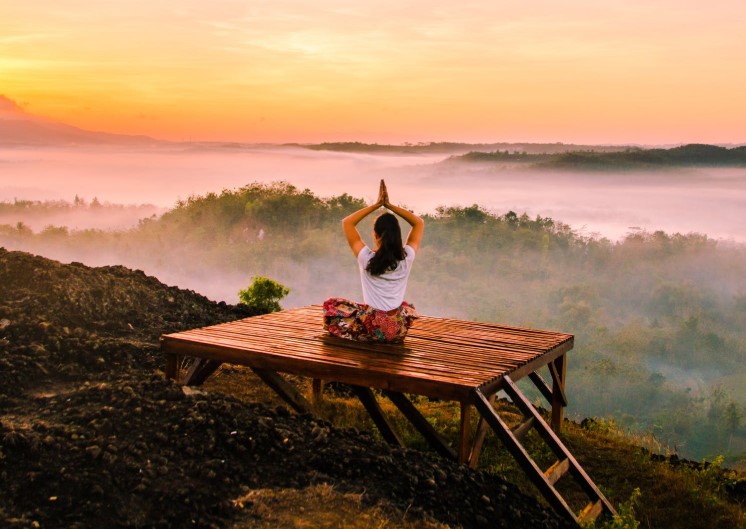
(366, 212, 406, 276)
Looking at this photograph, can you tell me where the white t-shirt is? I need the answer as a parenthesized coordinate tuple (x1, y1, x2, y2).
(357, 245, 416, 311)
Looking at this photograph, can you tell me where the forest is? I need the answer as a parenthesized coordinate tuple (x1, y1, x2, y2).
(452, 143, 746, 169)
(2, 182, 745, 467)
(298, 140, 629, 155)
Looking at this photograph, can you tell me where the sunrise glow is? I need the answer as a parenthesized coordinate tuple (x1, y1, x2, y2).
(2, 1, 745, 144)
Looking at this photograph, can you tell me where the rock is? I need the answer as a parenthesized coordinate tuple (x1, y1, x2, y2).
(85, 445, 102, 459)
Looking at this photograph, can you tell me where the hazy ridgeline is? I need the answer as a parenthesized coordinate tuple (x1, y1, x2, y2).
(2, 182, 746, 466)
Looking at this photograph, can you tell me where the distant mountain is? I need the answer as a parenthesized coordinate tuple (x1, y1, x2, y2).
(449, 143, 746, 169)
(296, 141, 632, 155)
(0, 95, 161, 146)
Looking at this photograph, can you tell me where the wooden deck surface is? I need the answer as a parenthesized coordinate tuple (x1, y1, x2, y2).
(161, 304, 573, 402)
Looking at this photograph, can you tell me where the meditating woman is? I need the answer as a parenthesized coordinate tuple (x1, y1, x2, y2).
(323, 180, 424, 343)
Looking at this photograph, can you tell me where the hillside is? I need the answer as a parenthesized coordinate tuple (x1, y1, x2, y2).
(0, 95, 159, 147)
(2, 248, 745, 528)
(0, 248, 571, 529)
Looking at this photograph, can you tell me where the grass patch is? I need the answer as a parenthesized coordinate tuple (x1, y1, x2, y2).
(230, 483, 449, 529)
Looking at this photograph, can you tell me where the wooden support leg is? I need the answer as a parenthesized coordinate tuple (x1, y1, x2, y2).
(468, 392, 496, 468)
(382, 391, 456, 460)
(251, 368, 313, 414)
(312, 379, 325, 404)
(351, 386, 403, 447)
(165, 353, 179, 381)
(184, 358, 223, 386)
(458, 403, 471, 464)
(550, 355, 567, 432)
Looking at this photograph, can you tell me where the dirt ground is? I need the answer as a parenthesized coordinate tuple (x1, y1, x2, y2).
(0, 248, 572, 529)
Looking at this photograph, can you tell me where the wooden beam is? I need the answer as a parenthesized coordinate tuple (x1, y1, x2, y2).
(468, 392, 496, 469)
(383, 391, 457, 460)
(165, 353, 178, 381)
(528, 371, 554, 405)
(459, 403, 471, 464)
(184, 358, 223, 386)
(550, 355, 568, 431)
(312, 378, 324, 404)
(351, 386, 403, 447)
(251, 368, 313, 414)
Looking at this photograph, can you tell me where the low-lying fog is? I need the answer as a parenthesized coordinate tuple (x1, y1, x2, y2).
(2, 144, 746, 242)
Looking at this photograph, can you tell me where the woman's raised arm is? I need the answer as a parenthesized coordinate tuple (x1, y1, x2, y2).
(342, 182, 385, 256)
(383, 183, 424, 252)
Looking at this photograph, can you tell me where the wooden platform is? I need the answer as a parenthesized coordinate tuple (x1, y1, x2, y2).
(161, 304, 615, 525)
(162, 305, 572, 402)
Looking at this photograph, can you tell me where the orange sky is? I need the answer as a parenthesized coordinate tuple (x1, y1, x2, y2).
(2, 1, 745, 144)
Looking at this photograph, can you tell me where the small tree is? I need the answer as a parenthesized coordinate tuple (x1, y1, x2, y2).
(238, 276, 290, 313)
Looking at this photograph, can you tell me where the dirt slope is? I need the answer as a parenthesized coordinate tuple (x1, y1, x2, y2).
(0, 248, 571, 529)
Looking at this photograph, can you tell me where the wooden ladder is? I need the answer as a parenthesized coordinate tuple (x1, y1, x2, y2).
(472, 376, 617, 525)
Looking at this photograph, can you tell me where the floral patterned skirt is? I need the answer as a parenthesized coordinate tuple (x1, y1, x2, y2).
(322, 297, 418, 343)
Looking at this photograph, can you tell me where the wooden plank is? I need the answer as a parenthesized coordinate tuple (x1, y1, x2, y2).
(163, 329, 560, 394)
(250, 368, 312, 414)
(164, 332, 566, 383)
(511, 416, 535, 442)
(382, 390, 457, 460)
(577, 500, 604, 524)
(167, 330, 503, 384)
(167, 307, 572, 355)
(544, 458, 570, 486)
(190, 325, 542, 368)
(163, 337, 475, 401)
(351, 386, 403, 447)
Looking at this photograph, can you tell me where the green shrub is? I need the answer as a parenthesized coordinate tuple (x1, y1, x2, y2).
(238, 276, 290, 313)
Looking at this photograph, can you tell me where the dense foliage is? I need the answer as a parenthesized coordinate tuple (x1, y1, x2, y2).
(452, 143, 746, 169)
(2, 182, 745, 466)
(238, 276, 290, 313)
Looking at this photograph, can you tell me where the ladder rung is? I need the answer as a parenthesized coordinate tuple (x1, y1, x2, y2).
(544, 458, 570, 485)
(577, 500, 604, 524)
(511, 416, 535, 441)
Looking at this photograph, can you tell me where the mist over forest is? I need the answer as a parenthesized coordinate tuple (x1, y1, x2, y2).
(3, 143, 746, 241)
(2, 179, 746, 468)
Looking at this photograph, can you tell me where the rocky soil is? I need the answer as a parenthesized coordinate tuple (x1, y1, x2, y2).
(0, 248, 573, 529)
